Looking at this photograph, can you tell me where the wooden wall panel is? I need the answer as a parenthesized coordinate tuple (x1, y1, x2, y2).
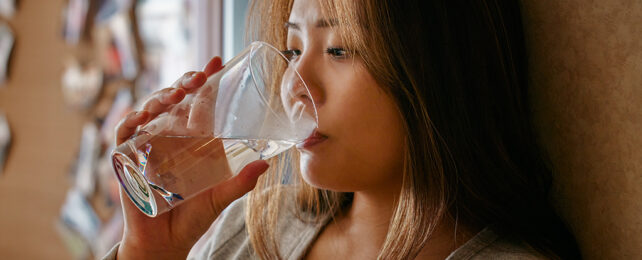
(0, 0, 83, 258)
(0, 1, 640, 259)
(522, 0, 642, 259)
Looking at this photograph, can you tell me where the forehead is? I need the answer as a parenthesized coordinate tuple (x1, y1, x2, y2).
(289, 0, 324, 25)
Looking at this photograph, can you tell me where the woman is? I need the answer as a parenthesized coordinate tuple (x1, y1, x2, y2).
(108, 0, 581, 259)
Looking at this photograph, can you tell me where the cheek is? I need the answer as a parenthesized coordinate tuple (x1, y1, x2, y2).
(298, 79, 406, 191)
(343, 94, 406, 183)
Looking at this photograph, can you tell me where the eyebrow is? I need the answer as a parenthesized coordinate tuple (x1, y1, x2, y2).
(285, 18, 339, 30)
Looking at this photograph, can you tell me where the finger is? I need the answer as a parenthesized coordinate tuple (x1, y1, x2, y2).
(119, 188, 150, 225)
(186, 84, 216, 133)
(185, 57, 224, 132)
(142, 88, 186, 119)
(140, 70, 209, 125)
(115, 111, 149, 145)
(203, 56, 224, 77)
(171, 71, 207, 93)
(206, 160, 269, 216)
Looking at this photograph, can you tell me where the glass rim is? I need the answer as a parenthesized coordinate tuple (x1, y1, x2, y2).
(248, 41, 320, 127)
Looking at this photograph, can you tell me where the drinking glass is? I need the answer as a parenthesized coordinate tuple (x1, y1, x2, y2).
(111, 41, 317, 217)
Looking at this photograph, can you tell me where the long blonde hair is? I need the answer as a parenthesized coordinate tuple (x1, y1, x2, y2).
(245, 0, 580, 259)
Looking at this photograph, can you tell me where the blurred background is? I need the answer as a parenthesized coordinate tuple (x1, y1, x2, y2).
(0, 0, 641, 259)
(0, 0, 251, 258)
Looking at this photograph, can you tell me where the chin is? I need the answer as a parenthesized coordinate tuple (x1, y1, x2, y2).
(298, 153, 354, 192)
(299, 154, 327, 188)
(300, 174, 351, 192)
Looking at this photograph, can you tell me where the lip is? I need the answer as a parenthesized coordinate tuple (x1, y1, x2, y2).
(296, 129, 327, 149)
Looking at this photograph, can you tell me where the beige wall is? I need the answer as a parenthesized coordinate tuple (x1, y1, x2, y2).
(0, 0, 80, 258)
(0, 0, 640, 259)
(522, 1, 642, 259)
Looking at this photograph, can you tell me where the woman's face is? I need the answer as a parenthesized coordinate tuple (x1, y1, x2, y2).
(288, 0, 406, 193)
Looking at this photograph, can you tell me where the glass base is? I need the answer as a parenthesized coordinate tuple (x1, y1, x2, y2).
(112, 151, 158, 217)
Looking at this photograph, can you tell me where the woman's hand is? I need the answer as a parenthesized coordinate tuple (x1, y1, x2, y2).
(114, 57, 269, 259)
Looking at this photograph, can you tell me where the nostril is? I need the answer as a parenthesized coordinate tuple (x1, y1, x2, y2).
(297, 91, 319, 110)
(291, 82, 316, 105)
(299, 93, 311, 102)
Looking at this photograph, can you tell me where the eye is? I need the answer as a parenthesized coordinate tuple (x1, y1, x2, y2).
(281, 49, 301, 61)
(325, 47, 349, 59)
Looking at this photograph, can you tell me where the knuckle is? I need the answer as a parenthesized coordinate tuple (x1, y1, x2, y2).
(115, 120, 125, 132)
(154, 88, 172, 99)
(143, 96, 162, 110)
(147, 88, 172, 100)
(123, 111, 138, 121)
(183, 71, 196, 78)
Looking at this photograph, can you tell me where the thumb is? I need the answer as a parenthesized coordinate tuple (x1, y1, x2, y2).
(203, 56, 224, 77)
(206, 160, 269, 216)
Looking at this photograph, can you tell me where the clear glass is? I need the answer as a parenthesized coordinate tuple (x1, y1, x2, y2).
(111, 41, 317, 217)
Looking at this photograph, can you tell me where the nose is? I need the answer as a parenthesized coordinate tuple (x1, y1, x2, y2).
(290, 72, 317, 110)
(290, 51, 324, 108)
(281, 67, 318, 124)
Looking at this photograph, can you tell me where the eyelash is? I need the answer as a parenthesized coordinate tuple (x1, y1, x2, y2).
(281, 47, 350, 61)
(281, 49, 301, 61)
(324, 47, 349, 59)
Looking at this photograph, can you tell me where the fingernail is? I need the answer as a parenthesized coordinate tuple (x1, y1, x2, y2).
(260, 160, 270, 169)
(164, 88, 179, 98)
(182, 72, 195, 86)
(256, 161, 270, 175)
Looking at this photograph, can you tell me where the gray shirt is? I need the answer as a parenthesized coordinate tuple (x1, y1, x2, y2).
(105, 194, 547, 259)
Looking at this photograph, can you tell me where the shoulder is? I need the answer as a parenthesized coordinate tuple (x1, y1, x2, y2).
(447, 226, 550, 260)
(192, 185, 325, 259)
(193, 195, 255, 259)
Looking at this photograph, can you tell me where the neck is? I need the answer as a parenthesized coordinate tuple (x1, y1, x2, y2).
(343, 190, 397, 242)
(327, 187, 474, 259)
(322, 189, 396, 259)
